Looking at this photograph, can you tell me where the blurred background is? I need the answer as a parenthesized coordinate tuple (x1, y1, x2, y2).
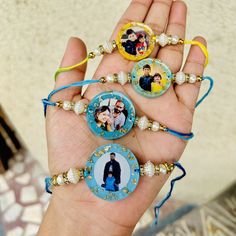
(0, 0, 236, 235)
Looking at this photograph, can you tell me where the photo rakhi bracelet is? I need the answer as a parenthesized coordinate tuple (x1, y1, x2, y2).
(54, 22, 209, 80)
(81, 58, 213, 100)
(44, 143, 186, 224)
(42, 90, 194, 140)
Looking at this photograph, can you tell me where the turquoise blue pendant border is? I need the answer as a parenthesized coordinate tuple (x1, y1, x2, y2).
(84, 144, 140, 202)
(86, 91, 135, 140)
(131, 58, 173, 98)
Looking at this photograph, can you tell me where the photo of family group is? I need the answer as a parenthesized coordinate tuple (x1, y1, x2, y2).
(137, 64, 168, 93)
(94, 152, 130, 192)
(94, 98, 128, 132)
(121, 26, 150, 56)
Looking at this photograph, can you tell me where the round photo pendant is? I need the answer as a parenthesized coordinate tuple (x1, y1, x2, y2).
(86, 91, 135, 140)
(131, 58, 173, 98)
(85, 144, 140, 202)
(116, 22, 155, 61)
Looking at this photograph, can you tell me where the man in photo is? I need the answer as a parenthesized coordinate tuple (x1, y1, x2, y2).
(103, 152, 121, 191)
(121, 29, 138, 55)
(139, 64, 154, 92)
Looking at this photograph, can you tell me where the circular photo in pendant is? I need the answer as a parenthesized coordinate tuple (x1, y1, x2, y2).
(86, 91, 135, 140)
(116, 22, 155, 61)
(85, 144, 140, 201)
(131, 58, 173, 98)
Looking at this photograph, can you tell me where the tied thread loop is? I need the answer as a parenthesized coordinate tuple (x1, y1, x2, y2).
(184, 40, 209, 67)
(153, 162, 186, 226)
(195, 76, 214, 108)
(42, 79, 100, 116)
(54, 55, 89, 81)
(166, 128, 194, 141)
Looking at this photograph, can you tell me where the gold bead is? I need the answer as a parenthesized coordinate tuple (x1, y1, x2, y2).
(154, 164, 160, 175)
(98, 45, 105, 54)
(88, 52, 96, 59)
(113, 73, 118, 83)
(112, 40, 117, 49)
(127, 73, 132, 83)
(62, 172, 70, 184)
(100, 77, 106, 83)
(179, 38, 184, 44)
(185, 74, 190, 83)
(139, 165, 145, 176)
(159, 124, 167, 131)
(52, 175, 58, 186)
(56, 100, 63, 108)
(197, 76, 203, 82)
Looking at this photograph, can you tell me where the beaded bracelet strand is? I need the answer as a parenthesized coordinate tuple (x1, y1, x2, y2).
(43, 90, 194, 140)
(54, 22, 209, 80)
(44, 143, 186, 225)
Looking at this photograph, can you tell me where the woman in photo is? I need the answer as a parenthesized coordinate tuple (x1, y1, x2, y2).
(94, 106, 114, 132)
(151, 73, 167, 93)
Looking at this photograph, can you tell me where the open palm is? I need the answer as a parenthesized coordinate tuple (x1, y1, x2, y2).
(43, 0, 207, 235)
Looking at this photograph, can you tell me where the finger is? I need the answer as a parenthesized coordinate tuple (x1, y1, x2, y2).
(175, 36, 207, 111)
(85, 0, 153, 98)
(157, 0, 187, 72)
(53, 37, 87, 102)
(110, 0, 153, 40)
(144, 0, 173, 57)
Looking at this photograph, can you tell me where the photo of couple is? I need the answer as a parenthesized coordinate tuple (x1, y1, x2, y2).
(138, 64, 168, 93)
(121, 27, 149, 56)
(101, 152, 121, 192)
(94, 99, 128, 132)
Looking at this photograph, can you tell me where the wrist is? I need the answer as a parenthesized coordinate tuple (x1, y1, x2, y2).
(38, 187, 134, 236)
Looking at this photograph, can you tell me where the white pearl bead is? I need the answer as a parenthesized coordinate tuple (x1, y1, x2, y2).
(159, 164, 167, 174)
(67, 168, 79, 184)
(117, 71, 128, 85)
(158, 33, 169, 47)
(144, 161, 155, 177)
(93, 48, 101, 56)
(74, 101, 85, 115)
(151, 121, 160, 132)
(171, 35, 179, 45)
(137, 116, 149, 130)
(103, 40, 113, 54)
(189, 74, 197, 84)
(175, 71, 186, 85)
(63, 101, 73, 111)
(106, 74, 114, 83)
(57, 174, 65, 185)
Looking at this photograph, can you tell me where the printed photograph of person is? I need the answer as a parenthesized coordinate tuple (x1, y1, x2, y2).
(121, 27, 149, 56)
(94, 151, 131, 193)
(94, 99, 127, 132)
(138, 64, 168, 93)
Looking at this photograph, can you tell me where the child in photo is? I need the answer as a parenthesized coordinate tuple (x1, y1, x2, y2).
(136, 33, 147, 55)
(105, 171, 116, 191)
(151, 73, 167, 93)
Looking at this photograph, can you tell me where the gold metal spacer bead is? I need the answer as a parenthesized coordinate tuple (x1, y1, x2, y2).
(62, 172, 70, 184)
(88, 52, 96, 59)
(52, 175, 58, 186)
(127, 73, 132, 83)
(197, 76, 203, 82)
(112, 40, 117, 49)
(185, 74, 190, 83)
(113, 73, 118, 83)
(178, 39, 184, 44)
(154, 164, 160, 175)
(98, 45, 105, 54)
(78, 168, 85, 180)
(165, 163, 175, 173)
(139, 165, 145, 176)
(100, 77, 106, 83)
(160, 124, 167, 131)
(56, 100, 63, 108)
(134, 117, 139, 126)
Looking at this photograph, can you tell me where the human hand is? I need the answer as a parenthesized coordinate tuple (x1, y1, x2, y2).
(39, 0, 207, 235)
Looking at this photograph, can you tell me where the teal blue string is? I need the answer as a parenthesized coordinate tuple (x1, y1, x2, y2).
(42, 79, 100, 116)
(166, 128, 194, 141)
(195, 76, 214, 108)
(152, 162, 186, 226)
(45, 177, 52, 194)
